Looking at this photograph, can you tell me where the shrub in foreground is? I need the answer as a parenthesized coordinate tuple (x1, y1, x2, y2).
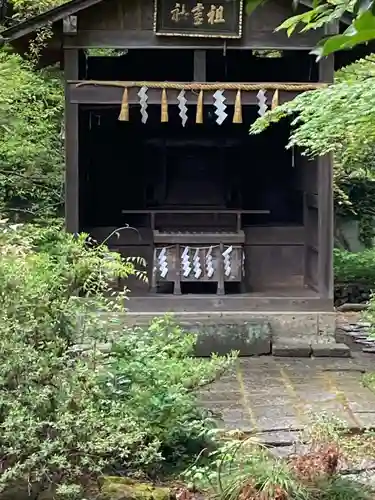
(0, 220, 234, 499)
(183, 437, 373, 500)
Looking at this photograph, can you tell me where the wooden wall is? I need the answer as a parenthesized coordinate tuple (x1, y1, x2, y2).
(65, 0, 324, 49)
(244, 226, 304, 290)
(295, 151, 319, 291)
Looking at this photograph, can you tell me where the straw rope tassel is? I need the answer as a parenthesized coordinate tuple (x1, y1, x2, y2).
(233, 90, 242, 124)
(196, 90, 203, 124)
(271, 89, 279, 110)
(161, 88, 168, 123)
(118, 88, 129, 121)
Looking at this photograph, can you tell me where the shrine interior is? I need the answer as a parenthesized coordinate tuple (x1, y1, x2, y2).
(79, 49, 318, 295)
(79, 105, 302, 230)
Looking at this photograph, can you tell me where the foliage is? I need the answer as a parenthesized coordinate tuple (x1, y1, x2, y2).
(336, 179, 375, 246)
(251, 54, 375, 242)
(8, 0, 69, 21)
(0, 48, 64, 220)
(0, 220, 234, 498)
(333, 248, 375, 284)
(276, 1, 374, 58)
(246, 0, 375, 57)
(183, 434, 372, 500)
(251, 54, 375, 165)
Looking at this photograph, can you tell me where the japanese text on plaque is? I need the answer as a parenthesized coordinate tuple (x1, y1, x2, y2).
(171, 2, 226, 25)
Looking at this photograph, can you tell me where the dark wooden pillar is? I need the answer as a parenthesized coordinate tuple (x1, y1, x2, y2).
(193, 50, 206, 81)
(317, 22, 337, 299)
(64, 47, 79, 233)
(317, 152, 333, 299)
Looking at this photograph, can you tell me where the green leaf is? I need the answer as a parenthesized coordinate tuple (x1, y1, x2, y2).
(311, 12, 375, 56)
(276, 12, 308, 33)
(353, 8, 375, 29)
(313, 29, 375, 57)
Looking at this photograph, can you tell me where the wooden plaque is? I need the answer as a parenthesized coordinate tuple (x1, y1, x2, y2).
(153, 0, 243, 38)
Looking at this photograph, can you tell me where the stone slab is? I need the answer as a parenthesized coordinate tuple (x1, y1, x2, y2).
(122, 311, 337, 342)
(201, 357, 375, 434)
(272, 341, 312, 357)
(259, 430, 302, 447)
(189, 321, 272, 356)
(311, 342, 351, 358)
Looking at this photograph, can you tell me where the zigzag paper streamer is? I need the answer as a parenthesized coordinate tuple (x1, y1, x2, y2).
(257, 89, 268, 117)
(138, 86, 149, 124)
(177, 90, 188, 127)
(213, 89, 227, 125)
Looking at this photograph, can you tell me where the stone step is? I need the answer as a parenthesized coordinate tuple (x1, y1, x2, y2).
(108, 312, 273, 356)
(96, 311, 337, 357)
(272, 339, 351, 358)
(184, 321, 272, 357)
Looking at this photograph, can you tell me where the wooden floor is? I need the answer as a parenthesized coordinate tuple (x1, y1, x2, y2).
(126, 287, 332, 313)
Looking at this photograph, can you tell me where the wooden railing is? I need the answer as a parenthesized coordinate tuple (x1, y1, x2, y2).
(121, 209, 270, 232)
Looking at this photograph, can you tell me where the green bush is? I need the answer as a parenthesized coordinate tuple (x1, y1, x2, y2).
(0, 220, 234, 499)
(0, 50, 64, 219)
(184, 437, 373, 500)
(334, 248, 375, 285)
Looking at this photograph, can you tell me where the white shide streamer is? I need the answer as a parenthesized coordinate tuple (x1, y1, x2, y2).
(158, 247, 168, 278)
(222, 245, 233, 277)
(138, 86, 149, 124)
(213, 89, 228, 125)
(181, 246, 192, 277)
(177, 90, 188, 127)
(206, 247, 214, 278)
(256, 89, 268, 117)
(193, 248, 202, 279)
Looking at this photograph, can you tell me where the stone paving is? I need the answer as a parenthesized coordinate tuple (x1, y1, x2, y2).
(200, 354, 375, 443)
(336, 311, 375, 353)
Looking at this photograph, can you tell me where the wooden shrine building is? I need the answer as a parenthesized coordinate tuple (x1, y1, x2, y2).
(1, 0, 352, 345)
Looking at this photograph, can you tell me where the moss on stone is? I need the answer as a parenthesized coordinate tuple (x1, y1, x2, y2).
(98, 477, 171, 500)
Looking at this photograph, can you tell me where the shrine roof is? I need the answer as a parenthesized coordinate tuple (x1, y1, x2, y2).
(0, 0, 351, 45)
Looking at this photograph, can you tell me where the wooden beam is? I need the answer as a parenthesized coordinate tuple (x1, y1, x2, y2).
(63, 29, 323, 50)
(317, 153, 334, 300)
(319, 21, 338, 82)
(68, 83, 303, 105)
(316, 23, 336, 301)
(194, 50, 206, 82)
(64, 48, 79, 234)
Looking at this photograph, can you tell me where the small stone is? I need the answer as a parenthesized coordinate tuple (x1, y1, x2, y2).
(349, 333, 369, 340)
(362, 347, 375, 353)
(311, 342, 351, 358)
(355, 340, 374, 346)
(350, 325, 367, 331)
(272, 341, 311, 358)
(340, 325, 354, 332)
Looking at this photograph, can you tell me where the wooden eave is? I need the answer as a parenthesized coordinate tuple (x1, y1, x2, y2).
(0, 0, 103, 43)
